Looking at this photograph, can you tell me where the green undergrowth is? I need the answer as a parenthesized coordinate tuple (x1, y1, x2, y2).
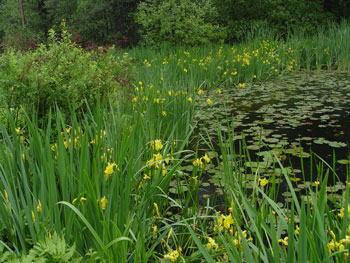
(0, 22, 350, 262)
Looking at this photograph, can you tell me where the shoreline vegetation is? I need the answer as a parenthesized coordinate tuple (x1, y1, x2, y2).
(0, 21, 350, 262)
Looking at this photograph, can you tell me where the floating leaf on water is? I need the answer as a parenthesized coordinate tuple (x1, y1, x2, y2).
(247, 144, 261, 150)
(327, 141, 347, 148)
(300, 137, 313, 141)
(313, 138, 328, 144)
(298, 152, 311, 158)
(169, 188, 178, 194)
(182, 165, 194, 172)
(263, 119, 274, 124)
(338, 159, 350, 165)
(290, 177, 302, 182)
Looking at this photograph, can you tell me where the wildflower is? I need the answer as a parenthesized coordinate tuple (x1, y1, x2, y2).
(154, 98, 160, 103)
(259, 178, 268, 187)
(217, 213, 234, 231)
(206, 98, 212, 105)
(193, 158, 204, 168)
(138, 81, 143, 86)
(63, 140, 68, 149)
(153, 202, 160, 217)
(150, 139, 163, 151)
(143, 174, 151, 180)
(31, 210, 35, 222)
(132, 97, 137, 103)
(278, 236, 288, 246)
(206, 237, 219, 251)
(223, 214, 234, 229)
(4, 189, 9, 203)
(162, 167, 167, 176)
(72, 197, 87, 206)
(202, 153, 211, 164)
(238, 83, 246, 88)
(15, 127, 21, 135)
(162, 111, 167, 117)
(231, 71, 237, 76)
(183, 68, 188, 73)
(164, 250, 179, 262)
(338, 205, 350, 219)
(327, 239, 336, 253)
(104, 162, 118, 180)
(314, 181, 320, 186)
(295, 225, 300, 235)
(187, 97, 193, 103)
(98, 196, 108, 210)
(198, 89, 204, 95)
(216, 88, 222, 94)
(36, 200, 42, 213)
(152, 225, 157, 237)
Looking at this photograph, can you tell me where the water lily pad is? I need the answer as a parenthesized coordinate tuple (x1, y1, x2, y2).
(338, 159, 350, 165)
(327, 141, 347, 148)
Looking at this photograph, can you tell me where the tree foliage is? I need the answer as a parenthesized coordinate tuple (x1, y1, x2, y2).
(0, 0, 349, 47)
(135, 0, 225, 46)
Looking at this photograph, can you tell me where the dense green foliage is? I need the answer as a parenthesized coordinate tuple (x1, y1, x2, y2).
(0, 21, 349, 261)
(135, 0, 225, 46)
(0, 0, 350, 261)
(0, 22, 129, 126)
(0, 0, 349, 47)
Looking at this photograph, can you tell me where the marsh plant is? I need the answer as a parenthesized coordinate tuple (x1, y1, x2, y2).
(0, 22, 350, 262)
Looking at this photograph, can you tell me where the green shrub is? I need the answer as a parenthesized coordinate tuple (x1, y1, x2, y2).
(0, 21, 129, 126)
(135, 0, 225, 46)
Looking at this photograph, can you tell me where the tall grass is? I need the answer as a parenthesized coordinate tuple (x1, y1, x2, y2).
(126, 21, 350, 96)
(0, 21, 350, 262)
(184, 126, 350, 262)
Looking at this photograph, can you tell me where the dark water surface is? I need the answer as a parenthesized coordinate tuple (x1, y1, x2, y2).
(189, 71, 350, 206)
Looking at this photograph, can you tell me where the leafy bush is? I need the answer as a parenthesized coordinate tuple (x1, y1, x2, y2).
(0, 21, 130, 126)
(135, 0, 225, 46)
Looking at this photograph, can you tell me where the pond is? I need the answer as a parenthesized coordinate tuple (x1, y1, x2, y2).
(186, 71, 350, 207)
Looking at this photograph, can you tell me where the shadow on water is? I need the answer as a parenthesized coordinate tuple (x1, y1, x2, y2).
(186, 71, 350, 208)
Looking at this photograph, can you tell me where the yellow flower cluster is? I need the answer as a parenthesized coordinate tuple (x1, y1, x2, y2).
(97, 196, 108, 210)
(163, 249, 179, 262)
(327, 227, 350, 256)
(278, 236, 288, 246)
(215, 213, 234, 232)
(104, 162, 119, 181)
(140, 140, 174, 189)
(258, 178, 269, 187)
(150, 139, 163, 151)
(232, 230, 253, 248)
(206, 237, 219, 251)
(338, 205, 350, 219)
(192, 153, 211, 168)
